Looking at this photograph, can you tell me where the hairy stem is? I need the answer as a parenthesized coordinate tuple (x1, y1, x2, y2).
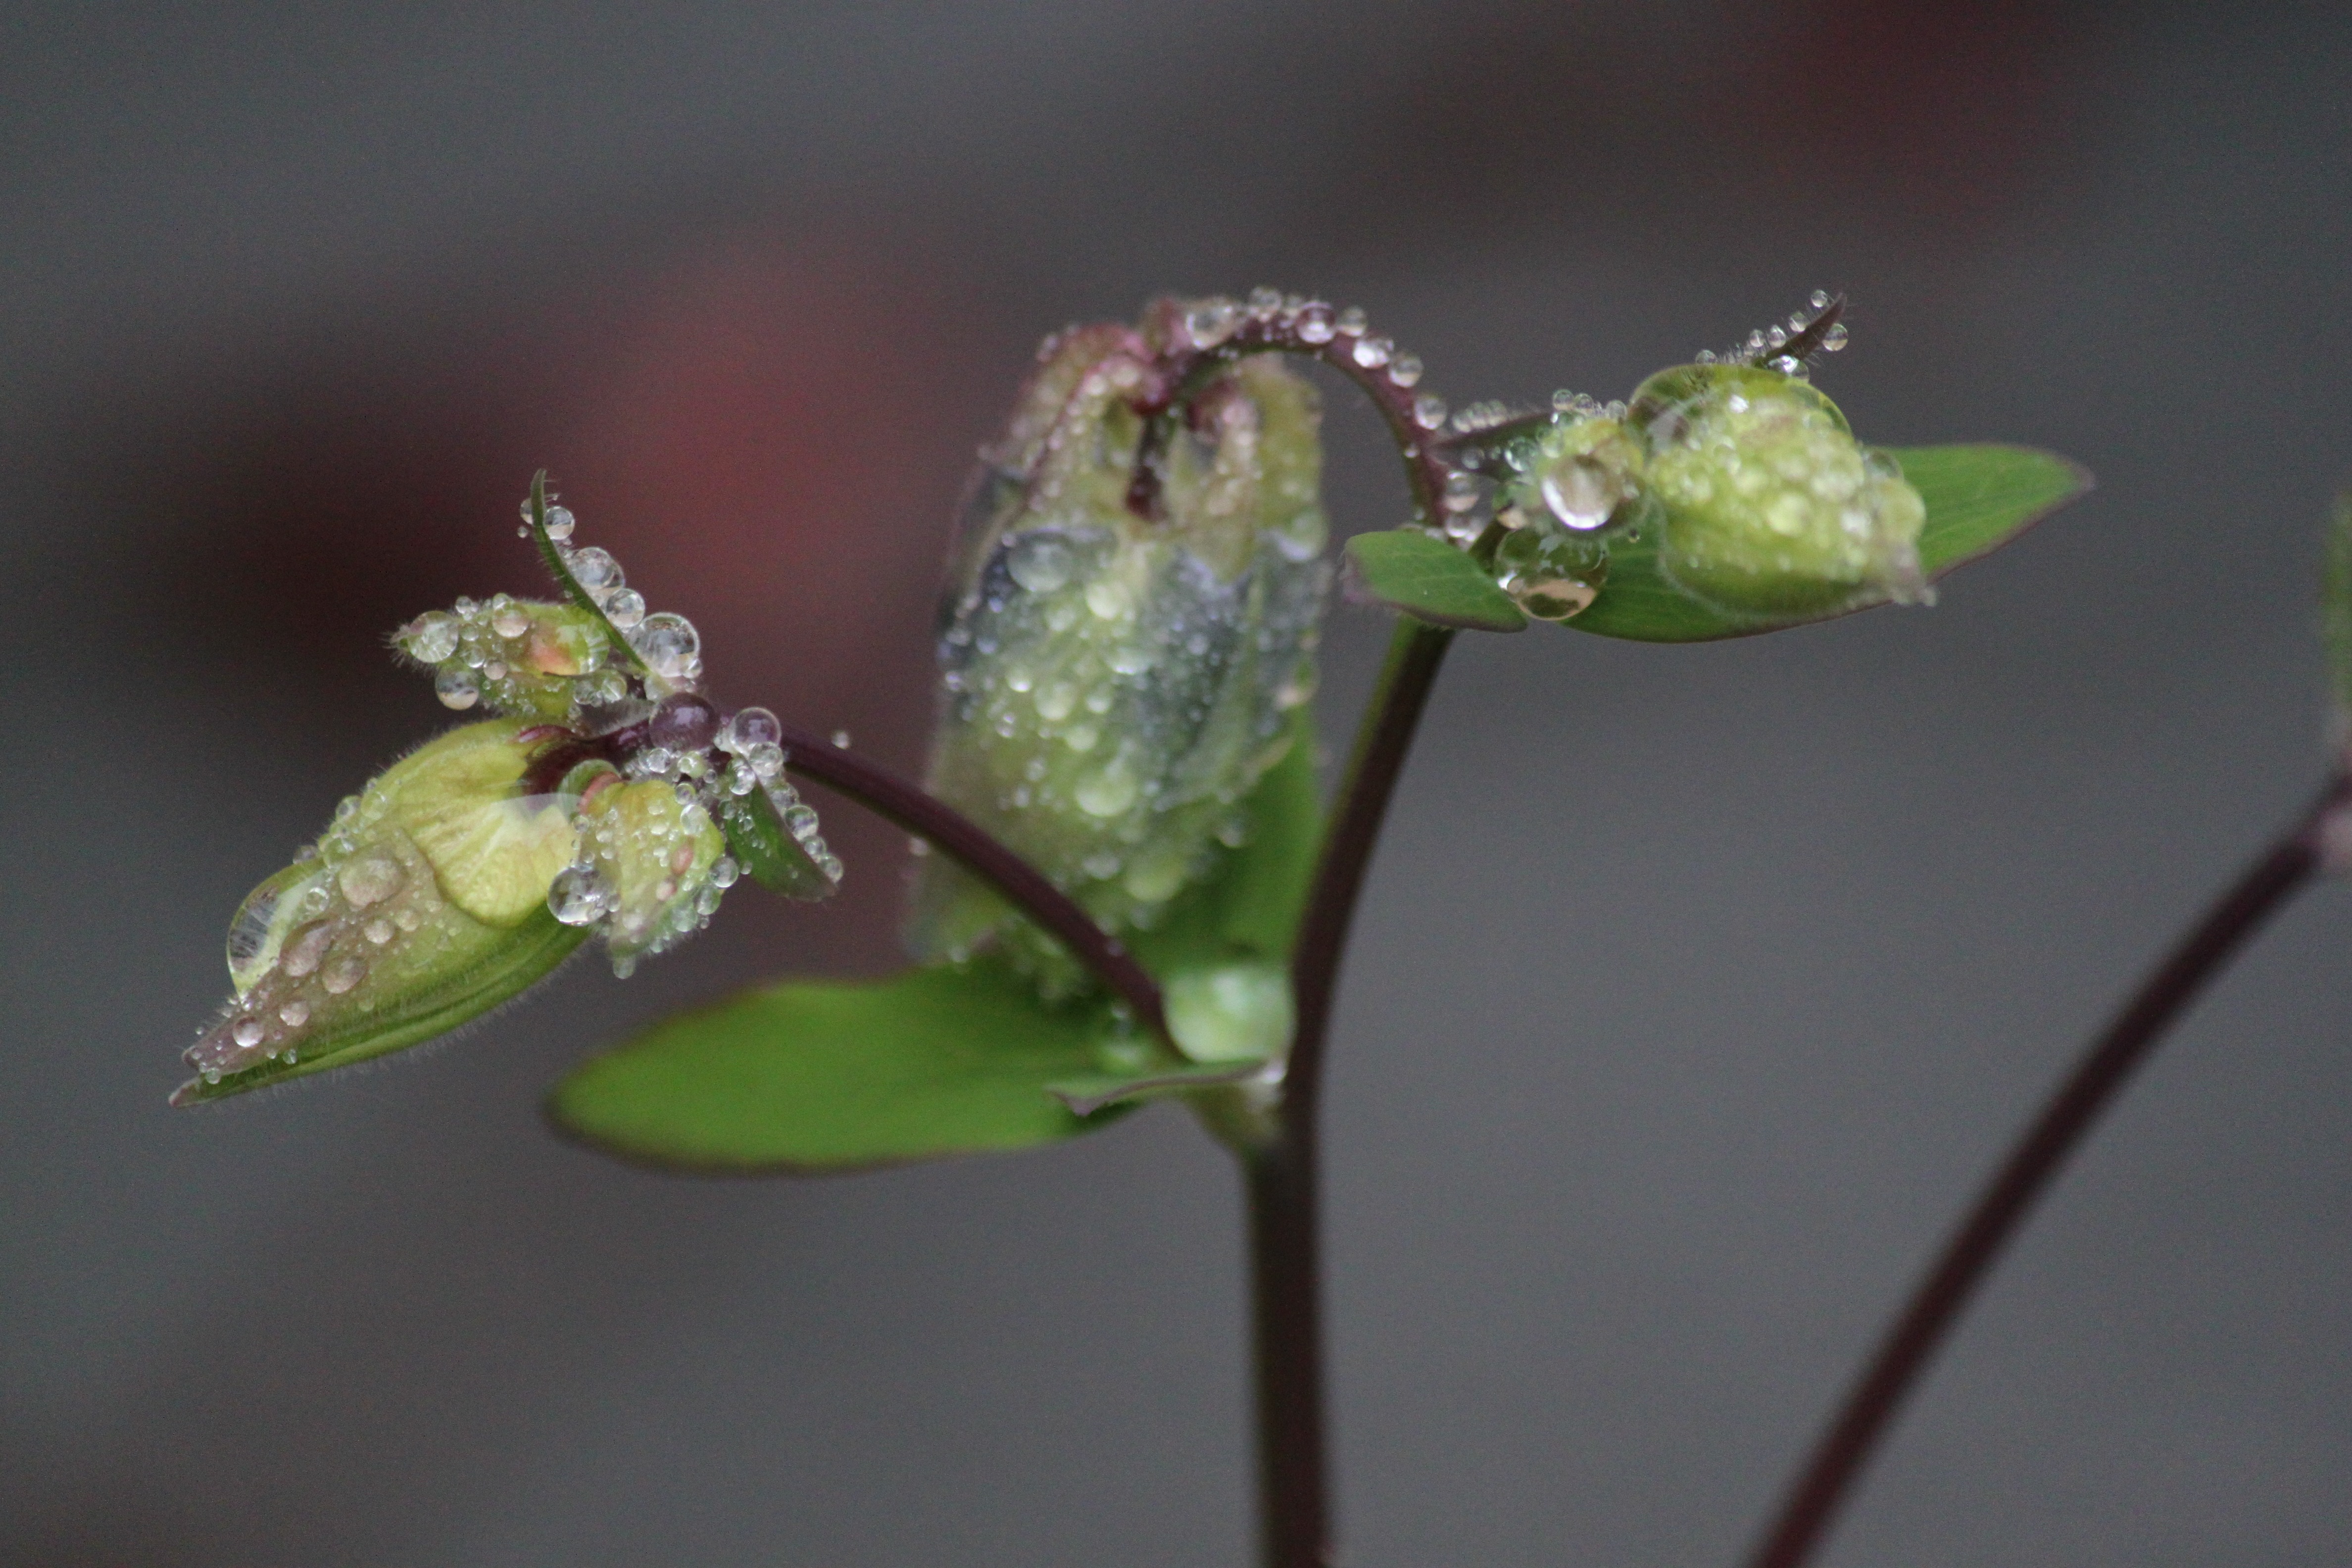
(1246, 618, 1457, 1568)
(1745, 773, 2347, 1568)
(772, 722, 1170, 1043)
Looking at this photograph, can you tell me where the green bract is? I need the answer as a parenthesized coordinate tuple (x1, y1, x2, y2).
(1629, 363, 1927, 617)
(912, 313, 1330, 989)
(178, 719, 589, 1104)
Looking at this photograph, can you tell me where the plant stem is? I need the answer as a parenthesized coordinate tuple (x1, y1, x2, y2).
(1246, 617, 1457, 1568)
(1744, 772, 2348, 1568)
(1287, 620, 1457, 1129)
(772, 721, 1170, 1043)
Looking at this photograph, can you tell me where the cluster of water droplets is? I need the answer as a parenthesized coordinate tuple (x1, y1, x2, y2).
(528, 496, 712, 693)
(189, 737, 532, 1083)
(1693, 289, 1851, 377)
(1176, 288, 1444, 428)
(392, 495, 710, 718)
(396, 590, 625, 720)
(545, 701, 840, 975)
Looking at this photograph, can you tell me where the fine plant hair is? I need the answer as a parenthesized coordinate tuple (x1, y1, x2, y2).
(176, 285, 2352, 1568)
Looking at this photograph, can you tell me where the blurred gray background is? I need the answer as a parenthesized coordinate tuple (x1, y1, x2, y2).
(8, 2, 2352, 1564)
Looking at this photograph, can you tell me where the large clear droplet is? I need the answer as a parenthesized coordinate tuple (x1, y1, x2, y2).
(404, 612, 460, 663)
(547, 865, 612, 926)
(567, 547, 624, 603)
(435, 668, 480, 709)
(631, 613, 700, 680)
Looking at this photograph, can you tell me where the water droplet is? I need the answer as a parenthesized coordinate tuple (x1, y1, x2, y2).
(567, 547, 624, 602)
(1007, 532, 1076, 593)
(337, 857, 402, 907)
(1541, 463, 1617, 531)
(747, 741, 784, 780)
(1821, 323, 1849, 351)
(547, 865, 611, 926)
(831, 730, 851, 749)
(605, 589, 646, 630)
(321, 955, 366, 994)
(435, 669, 479, 709)
(1388, 353, 1422, 387)
(1351, 335, 1391, 369)
(1413, 393, 1448, 430)
(404, 612, 460, 663)
(279, 1000, 310, 1028)
(1296, 303, 1335, 343)
(1075, 765, 1139, 818)
(544, 504, 577, 541)
(1336, 306, 1368, 336)
(1185, 299, 1239, 349)
(490, 596, 530, 638)
(731, 707, 781, 751)
(1810, 289, 1832, 310)
(364, 918, 395, 945)
(232, 1015, 265, 1048)
(785, 804, 821, 839)
(631, 613, 700, 680)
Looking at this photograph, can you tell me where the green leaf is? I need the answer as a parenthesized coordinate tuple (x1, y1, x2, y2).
(1047, 1058, 1271, 1117)
(1567, 443, 2092, 643)
(548, 960, 1131, 1172)
(712, 785, 836, 903)
(1123, 707, 1324, 975)
(1343, 530, 1527, 633)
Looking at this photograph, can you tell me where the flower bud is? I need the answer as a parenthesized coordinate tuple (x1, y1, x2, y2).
(1628, 363, 1926, 617)
(179, 719, 588, 1102)
(913, 320, 1331, 987)
(394, 594, 619, 720)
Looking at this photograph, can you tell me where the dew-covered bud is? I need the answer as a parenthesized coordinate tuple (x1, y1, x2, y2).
(1628, 363, 1926, 617)
(394, 596, 615, 721)
(913, 317, 1331, 987)
(178, 718, 588, 1103)
(568, 779, 729, 973)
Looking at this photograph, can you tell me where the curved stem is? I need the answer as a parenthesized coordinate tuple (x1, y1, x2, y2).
(1744, 772, 2347, 1568)
(1246, 617, 1457, 1568)
(772, 722, 1170, 1044)
(1138, 301, 1454, 525)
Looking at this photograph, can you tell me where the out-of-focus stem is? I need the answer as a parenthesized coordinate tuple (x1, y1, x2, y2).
(1744, 772, 2349, 1568)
